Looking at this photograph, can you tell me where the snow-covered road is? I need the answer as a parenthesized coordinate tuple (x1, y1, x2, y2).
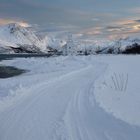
(0, 63, 103, 140)
(0, 56, 140, 140)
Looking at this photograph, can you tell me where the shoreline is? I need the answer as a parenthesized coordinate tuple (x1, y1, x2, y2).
(0, 53, 53, 61)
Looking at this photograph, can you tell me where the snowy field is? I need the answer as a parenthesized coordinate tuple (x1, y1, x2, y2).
(0, 55, 140, 140)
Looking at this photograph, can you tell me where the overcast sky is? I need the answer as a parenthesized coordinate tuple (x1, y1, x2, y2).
(1, 0, 140, 38)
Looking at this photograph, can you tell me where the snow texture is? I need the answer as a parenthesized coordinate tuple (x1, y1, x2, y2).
(0, 55, 140, 140)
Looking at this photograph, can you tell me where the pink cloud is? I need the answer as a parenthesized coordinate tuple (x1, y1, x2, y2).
(0, 18, 30, 27)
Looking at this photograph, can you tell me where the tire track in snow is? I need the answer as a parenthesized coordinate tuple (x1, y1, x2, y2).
(0, 64, 98, 140)
(0, 61, 140, 140)
(62, 64, 140, 140)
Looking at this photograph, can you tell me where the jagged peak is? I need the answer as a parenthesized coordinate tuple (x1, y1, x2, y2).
(3, 23, 33, 35)
(8, 23, 21, 33)
(7, 22, 30, 28)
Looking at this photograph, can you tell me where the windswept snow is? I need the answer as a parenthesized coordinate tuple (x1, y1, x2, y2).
(0, 56, 140, 140)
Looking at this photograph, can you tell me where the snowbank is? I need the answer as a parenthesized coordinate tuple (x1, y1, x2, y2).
(94, 55, 140, 126)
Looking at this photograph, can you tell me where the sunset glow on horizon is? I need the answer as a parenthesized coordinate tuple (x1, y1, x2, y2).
(1, 0, 140, 39)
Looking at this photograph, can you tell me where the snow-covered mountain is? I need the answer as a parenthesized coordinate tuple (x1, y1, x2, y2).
(44, 36, 66, 50)
(95, 37, 140, 54)
(0, 23, 140, 54)
(0, 23, 67, 54)
(0, 23, 50, 53)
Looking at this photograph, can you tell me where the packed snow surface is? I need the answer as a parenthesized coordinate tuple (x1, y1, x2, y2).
(0, 55, 140, 140)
